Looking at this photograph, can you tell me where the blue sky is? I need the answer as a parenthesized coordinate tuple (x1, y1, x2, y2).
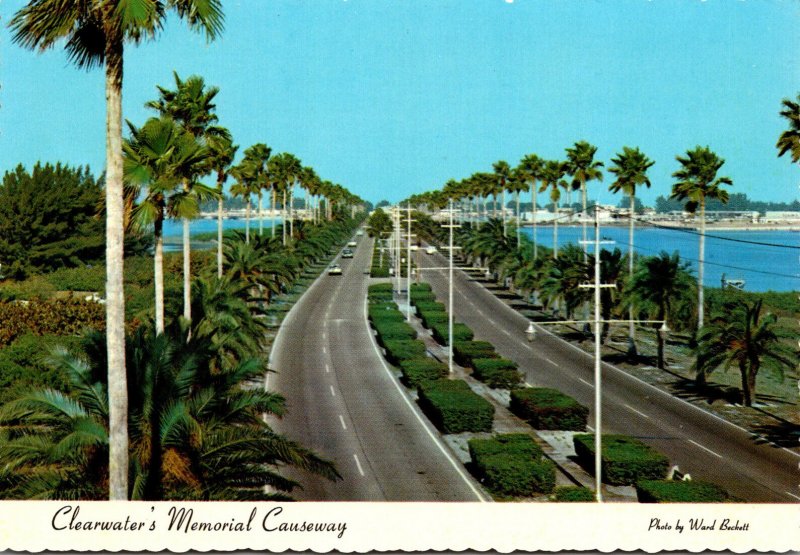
(2, 0, 799, 206)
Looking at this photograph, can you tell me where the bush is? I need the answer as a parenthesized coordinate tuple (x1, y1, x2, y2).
(431, 322, 474, 345)
(383, 339, 427, 366)
(367, 283, 394, 302)
(399, 357, 449, 388)
(410, 282, 432, 292)
(510, 388, 589, 430)
(419, 310, 449, 329)
(0, 333, 78, 404)
(370, 267, 391, 278)
(418, 379, 494, 433)
(453, 340, 498, 367)
(0, 298, 105, 348)
(373, 321, 417, 345)
(470, 358, 523, 389)
(573, 434, 670, 486)
(410, 291, 438, 304)
(636, 480, 737, 503)
(553, 486, 595, 502)
(413, 301, 446, 314)
(468, 434, 554, 496)
(368, 283, 393, 294)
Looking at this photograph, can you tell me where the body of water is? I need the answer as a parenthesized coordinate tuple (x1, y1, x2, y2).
(162, 216, 279, 238)
(521, 225, 800, 292)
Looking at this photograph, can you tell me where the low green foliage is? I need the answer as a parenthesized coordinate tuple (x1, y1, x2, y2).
(573, 434, 670, 486)
(398, 357, 449, 388)
(368, 309, 406, 324)
(410, 290, 438, 304)
(636, 480, 738, 503)
(471, 358, 523, 389)
(414, 301, 446, 314)
(410, 283, 432, 292)
(0, 333, 79, 405)
(373, 320, 417, 346)
(510, 387, 589, 430)
(468, 434, 554, 496)
(453, 340, 498, 367)
(419, 310, 448, 329)
(0, 298, 105, 348)
(418, 379, 494, 433)
(431, 322, 474, 345)
(553, 486, 595, 502)
(382, 339, 427, 366)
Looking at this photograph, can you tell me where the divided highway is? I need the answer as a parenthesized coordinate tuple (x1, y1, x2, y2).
(416, 248, 800, 503)
(269, 236, 486, 501)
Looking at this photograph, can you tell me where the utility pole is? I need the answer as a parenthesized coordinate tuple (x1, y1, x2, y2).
(440, 199, 461, 374)
(406, 203, 416, 322)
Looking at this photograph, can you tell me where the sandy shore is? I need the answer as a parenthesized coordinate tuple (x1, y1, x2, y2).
(519, 221, 800, 231)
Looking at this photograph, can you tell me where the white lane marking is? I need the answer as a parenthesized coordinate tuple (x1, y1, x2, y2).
(578, 378, 592, 387)
(688, 439, 723, 459)
(502, 329, 512, 337)
(339, 415, 347, 430)
(586, 425, 595, 432)
(323, 332, 327, 341)
(323, 346, 327, 355)
(544, 357, 557, 366)
(353, 454, 366, 477)
(624, 404, 650, 419)
(785, 491, 800, 501)
(362, 296, 487, 502)
(325, 363, 330, 374)
(329, 385, 336, 397)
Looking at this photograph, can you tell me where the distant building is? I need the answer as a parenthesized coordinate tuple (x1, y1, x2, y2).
(763, 211, 800, 222)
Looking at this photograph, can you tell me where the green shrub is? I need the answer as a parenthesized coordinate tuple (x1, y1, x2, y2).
(636, 480, 737, 503)
(368, 307, 406, 324)
(419, 310, 449, 329)
(370, 267, 391, 278)
(413, 301, 446, 314)
(431, 322, 474, 345)
(471, 358, 523, 389)
(410, 291, 437, 304)
(573, 434, 670, 486)
(373, 321, 417, 345)
(0, 298, 105, 348)
(417, 379, 494, 433)
(468, 434, 554, 496)
(383, 339, 427, 366)
(399, 358, 449, 388)
(510, 387, 589, 430)
(553, 486, 595, 502)
(453, 340, 498, 367)
(0, 333, 79, 404)
(368, 283, 394, 294)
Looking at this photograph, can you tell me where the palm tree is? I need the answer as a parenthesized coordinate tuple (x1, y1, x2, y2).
(777, 93, 800, 164)
(123, 116, 208, 335)
(517, 154, 544, 260)
(538, 160, 567, 258)
(9, 0, 224, 501)
(206, 134, 238, 278)
(671, 146, 732, 329)
(241, 144, 271, 236)
(695, 299, 798, 406)
(492, 161, 511, 236)
(565, 141, 604, 261)
(230, 159, 258, 244)
(627, 251, 696, 369)
(508, 168, 527, 245)
(608, 146, 654, 356)
(539, 244, 591, 319)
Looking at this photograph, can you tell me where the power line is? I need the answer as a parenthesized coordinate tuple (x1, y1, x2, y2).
(632, 217, 800, 250)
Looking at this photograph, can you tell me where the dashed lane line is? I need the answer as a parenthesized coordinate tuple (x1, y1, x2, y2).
(330, 385, 336, 397)
(544, 357, 557, 366)
(339, 415, 347, 430)
(624, 404, 650, 419)
(688, 439, 723, 459)
(578, 378, 592, 387)
(353, 454, 366, 477)
(785, 491, 800, 501)
(325, 363, 330, 374)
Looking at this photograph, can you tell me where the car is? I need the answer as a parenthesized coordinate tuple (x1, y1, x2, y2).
(341, 249, 354, 258)
(410, 245, 419, 251)
(425, 246, 438, 255)
(356, 230, 364, 236)
(327, 264, 342, 276)
(347, 241, 357, 248)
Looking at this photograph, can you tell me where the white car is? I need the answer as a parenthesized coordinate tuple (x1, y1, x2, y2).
(327, 264, 343, 276)
(425, 246, 438, 255)
(356, 230, 364, 236)
(347, 241, 357, 248)
(410, 245, 419, 251)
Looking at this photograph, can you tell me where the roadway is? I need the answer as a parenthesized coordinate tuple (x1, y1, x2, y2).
(415, 248, 800, 503)
(268, 235, 486, 501)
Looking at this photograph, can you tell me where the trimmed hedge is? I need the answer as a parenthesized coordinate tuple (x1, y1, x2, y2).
(553, 486, 595, 502)
(636, 480, 737, 503)
(383, 339, 427, 366)
(410, 283, 432, 292)
(573, 434, 670, 486)
(399, 358, 449, 388)
(469, 434, 555, 496)
(431, 322, 474, 345)
(373, 320, 417, 346)
(414, 301, 446, 314)
(367, 283, 394, 302)
(368, 310, 406, 324)
(418, 379, 494, 433)
(453, 340, 498, 367)
(410, 291, 438, 304)
(471, 358, 523, 389)
(419, 310, 448, 329)
(510, 387, 589, 431)
(368, 283, 393, 293)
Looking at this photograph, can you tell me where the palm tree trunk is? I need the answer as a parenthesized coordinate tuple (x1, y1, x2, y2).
(217, 189, 224, 279)
(493, 193, 497, 218)
(289, 186, 294, 240)
(744, 362, 757, 407)
(258, 192, 263, 236)
(154, 220, 165, 334)
(502, 188, 507, 236)
(282, 190, 287, 245)
(182, 214, 191, 323)
(245, 198, 251, 244)
(515, 191, 520, 245)
(104, 40, 128, 501)
(656, 307, 666, 369)
(532, 182, 538, 260)
(271, 188, 276, 238)
(698, 200, 706, 329)
(553, 198, 559, 259)
(628, 193, 636, 347)
(581, 180, 588, 262)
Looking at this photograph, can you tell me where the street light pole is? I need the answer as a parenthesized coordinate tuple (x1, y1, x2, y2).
(406, 203, 415, 322)
(592, 202, 603, 503)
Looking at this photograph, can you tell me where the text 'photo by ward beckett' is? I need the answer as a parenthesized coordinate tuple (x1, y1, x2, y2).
(0, 0, 799, 552)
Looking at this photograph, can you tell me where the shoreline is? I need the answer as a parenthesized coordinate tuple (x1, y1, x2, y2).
(518, 222, 800, 232)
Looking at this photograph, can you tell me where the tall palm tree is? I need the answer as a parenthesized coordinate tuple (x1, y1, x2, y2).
(565, 141, 604, 261)
(241, 144, 271, 236)
(123, 116, 208, 334)
(9, 0, 224, 501)
(517, 154, 544, 260)
(538, 160, 567, 259)
(230, 161, 256, 244)
(695, 298, 798, 405)
(627, 251, 696, 370)
(206, 134, 238, 278)
(145, 72, 227, 325)
(671, 146, 732, 329)
(608, 146, 654, 356)
(492, 161, 511, 236)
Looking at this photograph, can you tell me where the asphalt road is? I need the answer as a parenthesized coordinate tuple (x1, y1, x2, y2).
(416, 248, 800, 503)
(268, 236, 486, 501)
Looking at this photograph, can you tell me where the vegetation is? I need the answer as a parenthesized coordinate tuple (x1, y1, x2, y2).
(431, 322, 474, 346)
(417, 379, 494, 433)
(398, 358, 449, 389)
(636, 480, 737, 503)
(470, 358, 523, 389)
(573, 434, 670, 486)
(510, 387, 588, 430)
(553, 486, 595, 502)
(468, 434, 555, 496)
(453, 341, 499, 367)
